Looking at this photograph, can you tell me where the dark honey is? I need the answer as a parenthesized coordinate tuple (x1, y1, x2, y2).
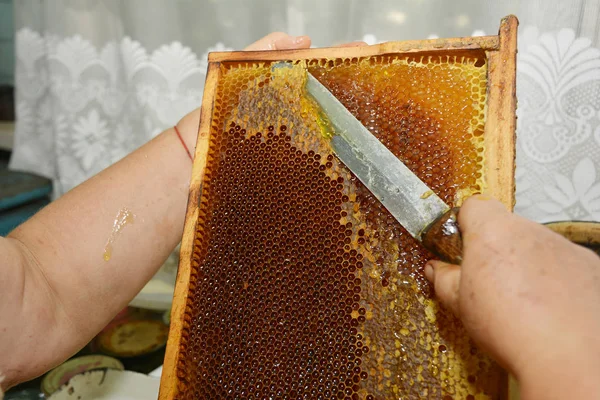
(177, 56, 503, 399)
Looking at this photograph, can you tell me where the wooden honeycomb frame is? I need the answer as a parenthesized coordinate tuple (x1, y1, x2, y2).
(160, 15, 519, 400)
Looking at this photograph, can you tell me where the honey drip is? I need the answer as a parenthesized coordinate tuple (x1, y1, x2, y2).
(103, 208, 135, 262)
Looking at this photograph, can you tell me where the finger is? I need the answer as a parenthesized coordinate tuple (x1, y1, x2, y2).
(244, 32, 311, 51)
(458, 194, 510, 236)
(336, 41, 368, 48)
(425, 260, 461, 316)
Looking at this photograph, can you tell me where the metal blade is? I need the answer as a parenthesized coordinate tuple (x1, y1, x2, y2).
(305, 73, 450, 240)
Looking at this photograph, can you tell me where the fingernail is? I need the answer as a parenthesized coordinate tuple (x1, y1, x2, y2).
(293, 35, 310, 45)
(273, 35, 309, 49)
(424, 263, 434, 282)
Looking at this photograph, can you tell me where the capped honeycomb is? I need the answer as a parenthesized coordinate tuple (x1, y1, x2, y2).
(176, 54, 504, 399)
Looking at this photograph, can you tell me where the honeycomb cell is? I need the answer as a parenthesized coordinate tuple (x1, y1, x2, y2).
(178, 55, 502, 399)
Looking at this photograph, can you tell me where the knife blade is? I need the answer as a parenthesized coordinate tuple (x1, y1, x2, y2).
(301, 68, 463, 265)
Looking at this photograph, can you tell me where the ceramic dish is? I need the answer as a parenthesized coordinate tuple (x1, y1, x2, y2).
(545, 221, 600, 254)
(41, 355, 123, 397)
(48, 370, 160, 400)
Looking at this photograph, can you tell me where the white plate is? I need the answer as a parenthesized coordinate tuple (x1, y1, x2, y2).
(49, 370, 159, 400)
(148, 366, 162, 379)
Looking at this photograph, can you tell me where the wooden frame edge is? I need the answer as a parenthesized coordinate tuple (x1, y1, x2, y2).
(482, 14, 519, 400)
(159, 61, 222, 399)
(483, 15, 518, 211)
(208, 35, 499, 63)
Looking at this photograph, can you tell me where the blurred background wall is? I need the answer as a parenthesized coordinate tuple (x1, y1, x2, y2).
(3, 0, 600, 223)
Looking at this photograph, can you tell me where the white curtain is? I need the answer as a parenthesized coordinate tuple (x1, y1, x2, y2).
(10, 0, 600, 223)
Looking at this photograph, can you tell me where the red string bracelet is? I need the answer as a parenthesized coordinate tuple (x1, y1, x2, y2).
(174, 125, 193, 161)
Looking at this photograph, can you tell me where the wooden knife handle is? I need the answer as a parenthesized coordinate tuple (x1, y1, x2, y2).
(421, 207, 463, 265)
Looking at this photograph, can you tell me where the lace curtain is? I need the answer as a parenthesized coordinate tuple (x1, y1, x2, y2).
(9, 0, 600, 223)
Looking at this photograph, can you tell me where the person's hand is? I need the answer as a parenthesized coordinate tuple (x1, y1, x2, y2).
(425, 195, 600, 399)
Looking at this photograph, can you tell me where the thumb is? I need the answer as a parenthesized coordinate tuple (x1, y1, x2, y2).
(425, 260, 461, 316)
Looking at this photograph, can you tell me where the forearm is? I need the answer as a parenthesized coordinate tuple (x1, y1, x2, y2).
(1, 120, 197, 387)
(0, 236, 80, 388)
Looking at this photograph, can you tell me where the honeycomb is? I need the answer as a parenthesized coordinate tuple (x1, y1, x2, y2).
(177, 54, 504, 399)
